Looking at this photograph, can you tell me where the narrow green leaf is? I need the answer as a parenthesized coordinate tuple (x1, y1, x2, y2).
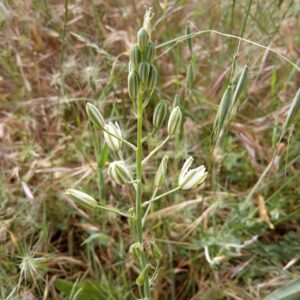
(264, 279, 300, 300)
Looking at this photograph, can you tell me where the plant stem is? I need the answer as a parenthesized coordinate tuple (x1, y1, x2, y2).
(142, 187, 158, 227)
(142, 186, 181, 207)
(102, 127, 137, 150)
(142, 135, 170, 166)
(96, 205, 134, 219)
(136, 91, 151, 299)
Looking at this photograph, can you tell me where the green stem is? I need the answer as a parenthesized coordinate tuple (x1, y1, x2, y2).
(136, 91, 151, 299)
(142, 187, 158, 227)
(142, 186, 181, 207)
(97, 205, 134, 219)
(102, 127, 137, 151)
(142, 135, 170, 166)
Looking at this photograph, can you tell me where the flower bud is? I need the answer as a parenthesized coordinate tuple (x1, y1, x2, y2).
(130, 44, 141, 70)
(167, 106, 182, 135)
(144, 42, 156, 63)
(128, 71, 140, 100)
(149, 241, 163, 260)
(65, 188, 97, 208)
(137, 28, 149, 51)
(153, 101, 167, 129)
(136, 264, 151, 286)
(154, 155, 169, 187)
(86, 102, 105, 129)
(129, 242, 143, 264)
(103, 122, 122, 151)
(108, 161, 132, 185)
(138, 61, 150, 86)
(178, 157, 207, 190)
(147, 64, 157, 93)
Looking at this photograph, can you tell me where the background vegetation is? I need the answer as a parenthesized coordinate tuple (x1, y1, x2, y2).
(0, 0, 299, 299)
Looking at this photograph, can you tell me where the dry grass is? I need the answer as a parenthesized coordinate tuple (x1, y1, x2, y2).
(1, 0, 300, 299)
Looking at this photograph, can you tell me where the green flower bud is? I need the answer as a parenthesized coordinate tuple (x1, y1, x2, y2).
(130, 44, 141, 70)
(149, 241, 163, 260)
(136, 264, 151, 286)
(147, 64, 157, 93)
(86, 102, 105, 129)
(138, 61, 150, 86)
(137, 28, 149, 51)
(155, 155, 169, 187)
(129, 242, 143, 264)
(103, 122, 122, 151)
(167, 106, 182, 135)
(108, 161, 132, 185)
(128, 71, 140, 100)
(144, 42, 156, 63)
(65, 188, 97, 208)
(153, 101, 167, 129)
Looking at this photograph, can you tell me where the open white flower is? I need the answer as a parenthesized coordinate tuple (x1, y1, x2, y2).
(103, 122, 122, 151)
(178, 157, 207, 190)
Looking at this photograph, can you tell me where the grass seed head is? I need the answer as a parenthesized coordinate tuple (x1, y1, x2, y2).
(281, 88, 300, 137)
(213, 85, 232, 138)
(185, 23, 192, 52)
(231, 64, 248, 108)
(186, 63, 194, 89)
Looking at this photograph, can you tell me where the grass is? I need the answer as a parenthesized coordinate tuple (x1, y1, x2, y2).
(1, 0, 300, 299)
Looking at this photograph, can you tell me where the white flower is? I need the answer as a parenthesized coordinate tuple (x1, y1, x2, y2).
(178, 157, 207, 190)
(103, 122, 122, 151)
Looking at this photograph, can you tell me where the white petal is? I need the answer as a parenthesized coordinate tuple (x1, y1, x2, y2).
(179, 156, 193, 182)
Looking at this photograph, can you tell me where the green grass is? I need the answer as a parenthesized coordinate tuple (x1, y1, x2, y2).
(0, 0, 299, 299)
